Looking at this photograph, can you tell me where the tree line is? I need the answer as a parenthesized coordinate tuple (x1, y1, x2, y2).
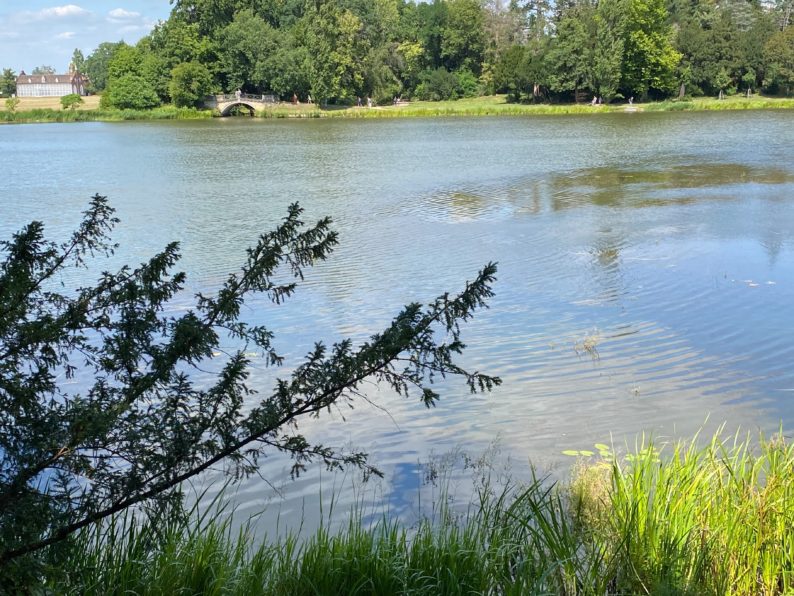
(3, 0, 794, 109)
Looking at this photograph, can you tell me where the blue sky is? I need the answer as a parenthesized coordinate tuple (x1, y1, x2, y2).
(1, 2, 172, 72)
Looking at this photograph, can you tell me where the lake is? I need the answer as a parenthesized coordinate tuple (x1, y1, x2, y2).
(2, 111, 794, 531)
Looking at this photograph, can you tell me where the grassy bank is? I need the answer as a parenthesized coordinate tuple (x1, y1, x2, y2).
(255, 94, 794, 118)
(4, 94, 794, 124)
(2, 105, 214, 123)
(40, 428, 793, 595)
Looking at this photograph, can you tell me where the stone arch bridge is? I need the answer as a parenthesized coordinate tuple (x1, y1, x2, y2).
(203, 93, 279, 116)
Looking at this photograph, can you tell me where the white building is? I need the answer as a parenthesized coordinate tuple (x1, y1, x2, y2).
(16, 67, 86, 97)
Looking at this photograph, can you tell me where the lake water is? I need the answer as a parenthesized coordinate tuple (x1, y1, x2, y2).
(2, 112, 794, 531)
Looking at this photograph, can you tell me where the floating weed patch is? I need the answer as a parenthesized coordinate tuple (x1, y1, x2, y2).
(574, 329, 601, 360)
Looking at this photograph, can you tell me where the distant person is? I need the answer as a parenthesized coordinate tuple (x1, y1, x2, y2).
(591, 95, 597, 106)
(367, 96, 372, 108)
(357, 96, 362, 107)
(235, 88, 241, 101)
(307, 94, 312, 104)
(292, 92, 298, 105)
(629, 96, 634, 105)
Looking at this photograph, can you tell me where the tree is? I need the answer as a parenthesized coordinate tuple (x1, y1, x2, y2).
(4, 97, 20, 113)
(169, 62, 214, 107)
(764, 25, 794, 95)
(441, 0, 486, 74)
(590, 0, 625, 101)
(544, 7, 590, 98)
(102, 74, 161, 109)
(305, 3, 367, 103)
(714, 67, 732, 98)
(494, 44, 531, 101)
(415, 67, 460, 100)
(217, 9, 279, 92)
(71, 49, 85, 73)
(621, 0, 681, 98)
(83, 42, 127, 92)
(31, 65, 56, 75)
(1, 68, 16, 96)
(60, 94, 84, 110)
(0, 197, 499, 585)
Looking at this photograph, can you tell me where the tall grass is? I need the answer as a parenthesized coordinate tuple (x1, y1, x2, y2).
(1, 106, 214, 123)
(47, 428, 793, 595)
(4, 95, 794, 124)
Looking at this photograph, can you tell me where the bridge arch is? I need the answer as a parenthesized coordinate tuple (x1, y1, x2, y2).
(220, 101, 256, 117)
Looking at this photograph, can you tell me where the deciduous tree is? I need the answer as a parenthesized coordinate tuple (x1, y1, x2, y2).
(60, 94, 83, 110)
(1, 68, 16, 96)
(621, 0, 680, 98)
(169, 62, 214, 107)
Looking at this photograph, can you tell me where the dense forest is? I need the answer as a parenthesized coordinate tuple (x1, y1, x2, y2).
(7, 0, 794, 108)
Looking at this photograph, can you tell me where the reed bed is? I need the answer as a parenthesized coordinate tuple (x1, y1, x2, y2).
(6, 95, 794, 124)
(1, 106, 214, 123)
(42, 428, 794, 595)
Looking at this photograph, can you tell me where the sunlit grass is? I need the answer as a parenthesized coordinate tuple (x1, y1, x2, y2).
(0, 95, 102, 111)
(44, 427, 793, 595)
(2, 106, 214, 123)
(4, 94, 794, 124)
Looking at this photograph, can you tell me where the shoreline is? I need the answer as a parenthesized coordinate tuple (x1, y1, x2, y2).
(3, 94, 794, 124)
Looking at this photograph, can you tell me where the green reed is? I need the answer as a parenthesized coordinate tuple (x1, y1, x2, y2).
(2, 106, 214, 123)
(45, 428, 793, 595)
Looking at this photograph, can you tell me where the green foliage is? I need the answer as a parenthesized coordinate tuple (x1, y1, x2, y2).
(83, 42, 127, 92)
(494, 45, 531, 101)
(1, 68, 16, 96)
(455, 68, 479, 97)
(441, 0, 486, 74)
(414, 67, 460, 101)
(545, 7, 591, 97)
(4, 96, 20, 113)
(31, 65, 56, 75)
(19, 0, 794, 107)
(715, 67, 733, 95)
(621, 0, 681, 97)
(218, 9, 280, 92)
(46, 428, 794, 595)
(103, 74, 161, 110)
(764, 26, 794, 94)
(71, 49, 85, 73)
(306, 3, 368, 103)
(0, 197, 499, 586)
(169, 62, 214, 107)
(60, 94, 84, 111)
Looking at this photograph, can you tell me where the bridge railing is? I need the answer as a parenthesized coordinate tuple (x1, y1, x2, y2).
(214, 93, 279, 104)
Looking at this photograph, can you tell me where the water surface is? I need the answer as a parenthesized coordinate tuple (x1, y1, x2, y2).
(3, 111, 793, 529)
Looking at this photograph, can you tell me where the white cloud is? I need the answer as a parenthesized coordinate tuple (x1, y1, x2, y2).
(108, 8, 141, 21)
(29, 5, 90, 21)
(0, 2, 167, 71)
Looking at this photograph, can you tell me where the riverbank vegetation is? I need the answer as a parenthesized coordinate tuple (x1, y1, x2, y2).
(5, 93, 794, 124)
(1, 106, 214, 123)
(250, 93, 794, 118)
(37, 428, 794, 595)
(5, 0, 794, 113)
